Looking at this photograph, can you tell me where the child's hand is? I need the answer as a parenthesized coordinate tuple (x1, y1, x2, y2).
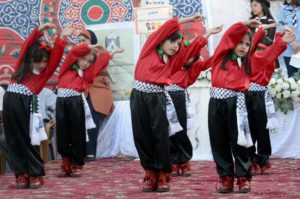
(39, 23, 56, 32)
(204, 25, 223, 39)
(48, 119, 56, 127)
(179, 14, 205, 24)
(90, 44, 106, 54)
(243, 19, 261, 28)
(282, 26, 294, 33)
(209, 25, 223, 35)
(291, 42, 300, 53)
(261, 23, 278, 30)
(282, 32, 296, 44)
(60, 26, 75, 39)
(190, 14, 206, 22)
(111, 48, 125, 56)
(113, 48, 125, 54)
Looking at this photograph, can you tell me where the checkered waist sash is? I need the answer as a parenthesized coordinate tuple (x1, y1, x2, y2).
(165, 83, 190, 106)
(7, 83, 39, 113)
(249, 82, 266, 91)
(210, 87, 253, 147)
(57, 88, 81, 97)
(165, 84, 185, 92)
(7, 83, 33, 96)
(133, 80, 183, 135)
(133, 80, 164, 93)
(249, 82, 277, 130)
(57, 88, 95, 131)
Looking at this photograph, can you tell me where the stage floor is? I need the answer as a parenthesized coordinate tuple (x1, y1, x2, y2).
(0, 157, 299, 198)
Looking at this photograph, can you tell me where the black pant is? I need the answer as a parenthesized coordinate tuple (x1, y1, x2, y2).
(245, 91, 271, 166)
(86, 97, 106, 158)
(130, 89, 171, 172)
(56, 96, 86, 166)
(208, 97, 251, 178)
(284, 56, 299, 77)
(168, 91, 193, 164)
(1, 92, 45, 177)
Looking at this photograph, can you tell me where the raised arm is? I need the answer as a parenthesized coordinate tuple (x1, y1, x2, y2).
(38, 27, 75, 86)
(84, 51, 112, 84)
(263, 32, 295, 65)
(140, 18, 180, 57)
(14, 24, 56, 71)
(212, 19, 261, 66)
(250, 27, 266, 55)
(58, 44, 91, 78)
(187, 57, 213, 86)
(171, 35, 208, 73)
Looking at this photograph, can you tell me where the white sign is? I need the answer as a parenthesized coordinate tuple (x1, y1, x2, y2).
(134, 6, 172, 34)
(141, 0, 169, 7)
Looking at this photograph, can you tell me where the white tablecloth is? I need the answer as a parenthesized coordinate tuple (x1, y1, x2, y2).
(96, 86, 300, 160)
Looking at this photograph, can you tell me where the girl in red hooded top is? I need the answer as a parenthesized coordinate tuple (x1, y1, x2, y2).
(207, 19, 261, 194)
(2, 23, 73, 189)
(56, 43, 111, 178)
(130, 14, 211, 192)
(246, 25, 295, 175)
(165, 25, 223, 177)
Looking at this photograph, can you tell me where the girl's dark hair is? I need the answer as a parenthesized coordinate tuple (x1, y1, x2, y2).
(11, 41, 51, 83)
(167, 30, 183, 42)
(250, 0, 274, 20)
(284, 0, 300, 6)
(182, 55, 200, 70)
(221, 31, 252, 75)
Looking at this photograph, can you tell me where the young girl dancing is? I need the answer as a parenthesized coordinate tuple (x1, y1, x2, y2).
(208, 19, 261, 193)
(166, 25, 223, 177)
(130, 14, 210, 192)
(2, 23, 73, 189)
(56, 42, 111, 178)
(246, 25, 296, 175)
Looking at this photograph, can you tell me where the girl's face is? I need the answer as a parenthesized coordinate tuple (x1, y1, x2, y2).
(160, 38, 182, 56)
(32, 56, 49, 73)
(78, 53, 95, 70)
(251, 1, 264, 17)
(78, 35, 91, 44)
(233, 35, 251, 58)
(286, 0, 293, 5)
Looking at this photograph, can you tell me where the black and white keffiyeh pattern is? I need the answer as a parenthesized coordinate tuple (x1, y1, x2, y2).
(57, 88, 81, 97)
(211, 87, 253, 147)
(134, 80, 183, 136)
(249, 82, 277, 130)
(7, 83, 33, 96)
(165, 84, 185, 92)
(134, 80, 164, 93)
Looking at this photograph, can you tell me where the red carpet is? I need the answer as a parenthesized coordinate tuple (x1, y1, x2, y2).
(0, 158, 300, 198)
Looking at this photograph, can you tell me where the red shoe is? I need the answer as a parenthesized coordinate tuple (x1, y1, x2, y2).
(38, 176, 44, 185)
(16, 173, 29, 189)
(251, 162, 260, 175)
(157, 171, 171, 192)
(180, 161, 192, 177)
(260, 164, 271, 175)
(142, 170, 158, 192)
(70, 165, 83, 177)
(29, 176, 42, 189)
(237, 177, 251, 193)
(57, 157, 72, 177)
(171, 164, 180, 177)
(215, 176, 234, 193)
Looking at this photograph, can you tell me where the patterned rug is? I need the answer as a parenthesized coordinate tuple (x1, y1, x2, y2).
(0, 158, 299, 198)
